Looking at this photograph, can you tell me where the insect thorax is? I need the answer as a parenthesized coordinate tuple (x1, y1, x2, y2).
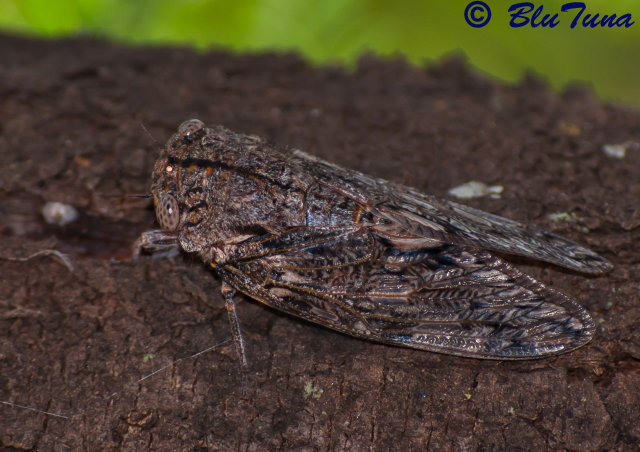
(152, 126, 315, 260)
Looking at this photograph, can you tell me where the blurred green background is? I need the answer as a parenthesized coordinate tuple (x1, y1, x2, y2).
(1, 0, 639, 106)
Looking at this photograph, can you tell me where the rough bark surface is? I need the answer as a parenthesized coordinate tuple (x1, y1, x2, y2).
(0, 35, 639, 451)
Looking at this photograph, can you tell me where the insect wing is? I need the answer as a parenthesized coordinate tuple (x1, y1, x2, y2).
(220, 226, 595, 359)
(292, 150, 612, 275)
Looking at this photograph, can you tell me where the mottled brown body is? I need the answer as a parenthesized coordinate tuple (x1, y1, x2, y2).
(139, 120, 611, 363)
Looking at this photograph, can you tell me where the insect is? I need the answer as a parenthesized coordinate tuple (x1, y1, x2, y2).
(137, 119, 612, 367)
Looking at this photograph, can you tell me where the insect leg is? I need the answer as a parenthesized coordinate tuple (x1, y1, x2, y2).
(132, 229, 180, 259)
(221, 282, 249, 395)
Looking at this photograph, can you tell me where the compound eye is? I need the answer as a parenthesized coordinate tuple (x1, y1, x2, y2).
(178, 119, 205, 142)
(156, 194, 180, 230)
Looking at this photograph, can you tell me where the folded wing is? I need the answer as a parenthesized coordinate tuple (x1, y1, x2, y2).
(222, 227, 595, 358)
(292, 150, 611, 274)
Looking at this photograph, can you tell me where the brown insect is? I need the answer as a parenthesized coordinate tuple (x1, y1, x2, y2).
(137, 119, 611, 369)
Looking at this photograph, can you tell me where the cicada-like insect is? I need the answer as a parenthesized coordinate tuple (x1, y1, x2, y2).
(138, 119, 611, 366)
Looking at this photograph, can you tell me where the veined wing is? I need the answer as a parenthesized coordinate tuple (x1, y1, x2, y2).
(221, 226, 595, 359)
(291, 150, 612, 274)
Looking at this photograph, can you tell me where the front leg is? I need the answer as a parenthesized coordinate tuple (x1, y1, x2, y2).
(221, 281, 250, 396)
(133, 229, 180, 259)
(221, 282, 248, 370)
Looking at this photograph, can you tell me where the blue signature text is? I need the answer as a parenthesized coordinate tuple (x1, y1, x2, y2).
(508, 2, 634, 28)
